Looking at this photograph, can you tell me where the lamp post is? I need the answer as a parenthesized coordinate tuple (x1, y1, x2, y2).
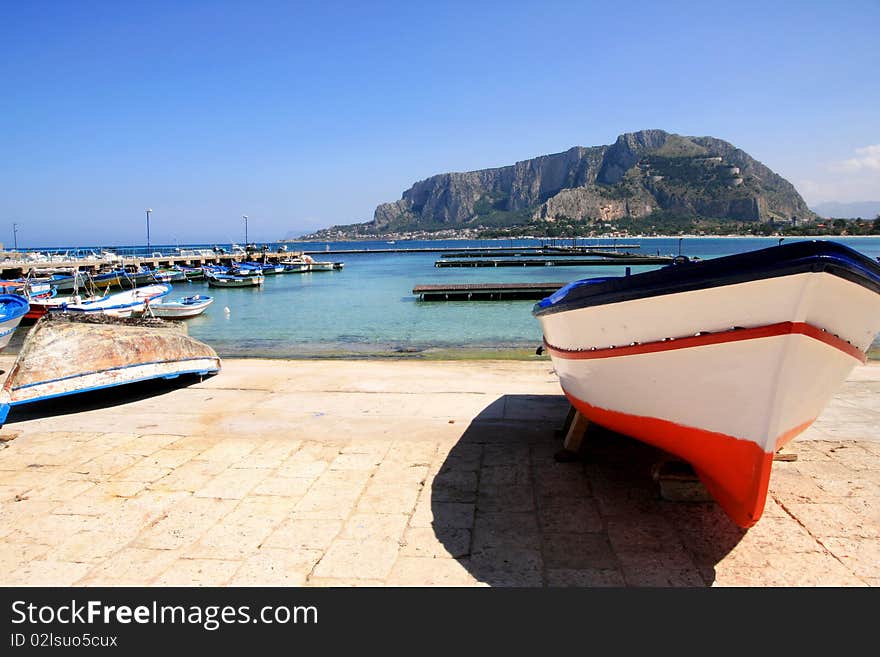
(242, 215, 248, 246)
(13, 222, 18, 250)
(145, 208, 152, 253)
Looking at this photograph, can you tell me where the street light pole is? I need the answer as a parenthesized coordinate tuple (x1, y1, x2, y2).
(13, 222, 18, 250)
(242, 215, 248, 246)
(145, 208, 152, 253)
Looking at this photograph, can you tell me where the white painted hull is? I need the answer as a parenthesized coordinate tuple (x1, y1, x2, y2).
(542, 271, 880, 354)
(45, 284, 171, 318)
(549, 330, 858, 452)
(537, 270, 880, 527)
(0, 314, 24, 351)
(148, 297, 213, 319)
(207, 275, 264, 287)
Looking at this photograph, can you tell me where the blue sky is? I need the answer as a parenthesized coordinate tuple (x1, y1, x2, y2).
(1, 0, 878, 247)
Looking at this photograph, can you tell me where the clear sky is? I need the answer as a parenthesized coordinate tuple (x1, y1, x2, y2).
(1, 0, 877, 247)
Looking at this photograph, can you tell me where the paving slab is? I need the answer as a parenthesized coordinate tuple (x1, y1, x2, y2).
(0, 358, 877, 587)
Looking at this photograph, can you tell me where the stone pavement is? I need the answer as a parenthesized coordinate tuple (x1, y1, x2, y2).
(0, 357, 877, 587)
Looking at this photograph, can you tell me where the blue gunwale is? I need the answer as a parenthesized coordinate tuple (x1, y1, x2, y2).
(0, 294, 31, 323)
(10, 356, 221, 392)
(533, 240, 880, 317)
(0, 367, 220, 426)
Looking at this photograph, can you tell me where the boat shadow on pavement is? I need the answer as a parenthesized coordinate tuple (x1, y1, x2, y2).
(430, 394, 747, 587)
(1, 375, 206, 426)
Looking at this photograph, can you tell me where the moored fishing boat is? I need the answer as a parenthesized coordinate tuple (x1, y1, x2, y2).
(301, 254, 343, 271)
(0, 313, 221, 427)
(280, 260, 309, 273)
(0, 294, 30, 351)
(242, 261, 283, 275)
(20, 283, 56, 321)
(90, 268, 156, 290)
(44, 284, 170, 318)
(206, 272, 264, 288)
(145, 294, 214, 319)
(533, 240, 880, 527)
(179, 266, 206, 281)
(151, 267, 187, 283)
(306, 260, 343, 272)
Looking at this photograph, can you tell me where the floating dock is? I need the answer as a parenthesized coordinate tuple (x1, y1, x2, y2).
(302, 244, 641, 255)
(434, 256, 672, 268)
(438, 249, 640, 259)
(413, 282, 566, 301)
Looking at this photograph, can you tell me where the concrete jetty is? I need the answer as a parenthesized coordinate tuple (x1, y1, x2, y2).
(435, 256, 672, 268)
(0, 357, 877, 587)
(0, 252, 302, 279)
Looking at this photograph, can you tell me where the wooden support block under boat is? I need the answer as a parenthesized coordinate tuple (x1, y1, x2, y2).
(651, 457, 714, 503)
(0, 313, 221, 426)
(554, 405, 591, 462)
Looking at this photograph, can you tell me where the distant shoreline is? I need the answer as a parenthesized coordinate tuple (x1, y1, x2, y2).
(286, 233, 880, 243)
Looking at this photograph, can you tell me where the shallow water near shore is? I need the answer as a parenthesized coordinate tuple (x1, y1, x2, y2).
(12, 236, 880, 359)
(176, 236, 880, 359)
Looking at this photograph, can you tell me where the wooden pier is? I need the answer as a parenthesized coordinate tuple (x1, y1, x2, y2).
(413, 282, 566, 301)
(434, 256, 672, 268)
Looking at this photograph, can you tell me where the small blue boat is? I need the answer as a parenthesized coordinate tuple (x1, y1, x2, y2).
(0, 295, 30, 351)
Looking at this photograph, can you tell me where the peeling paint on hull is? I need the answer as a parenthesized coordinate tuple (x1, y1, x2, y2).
(0, 314, 221, 426)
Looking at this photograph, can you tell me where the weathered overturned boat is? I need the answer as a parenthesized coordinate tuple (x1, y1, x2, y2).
(0, 313, 221, 427)
(533, 240, 880, 527)
(0, 295, 30, 351)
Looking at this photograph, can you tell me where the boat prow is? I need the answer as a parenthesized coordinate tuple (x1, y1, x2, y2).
(0, 295, 30, 351)
(534, 240, 880, 527)
(0, 313, 221, 427)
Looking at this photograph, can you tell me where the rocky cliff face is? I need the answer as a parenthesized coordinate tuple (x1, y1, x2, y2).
(368, 130, 814, 231)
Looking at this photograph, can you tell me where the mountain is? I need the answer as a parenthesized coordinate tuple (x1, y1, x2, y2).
(308, 130, 815, 238)
(811, 201, 880, 219)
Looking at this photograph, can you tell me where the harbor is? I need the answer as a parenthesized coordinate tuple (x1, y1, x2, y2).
(1, 357, 877, 586)
(0, 236, 879, 587)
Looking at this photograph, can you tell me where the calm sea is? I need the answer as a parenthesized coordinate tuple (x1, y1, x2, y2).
(135, 236, 880, 359)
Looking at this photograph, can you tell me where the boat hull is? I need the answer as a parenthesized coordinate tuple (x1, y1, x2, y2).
(45, 284, 170, 318)
(0, 314, 221, 426)
(546, 326, 863, 527)
(147, 296, 214, 319)
(0, 295, 30, 351)
(207, 275, 264, 287)
(535, 243, 880, 527)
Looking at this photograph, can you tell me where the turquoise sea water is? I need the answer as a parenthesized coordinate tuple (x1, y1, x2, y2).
(146, 236, 880, 359)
